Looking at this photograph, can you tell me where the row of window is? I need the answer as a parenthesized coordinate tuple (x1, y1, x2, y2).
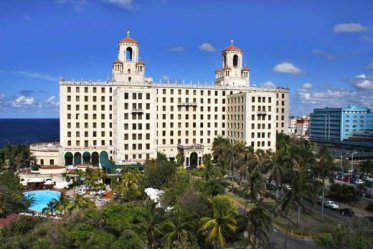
(67, 86, 112, 94)
(67, 95, 111, 102)
(67, 131, 113, 138)
(67, 140, 111, 147)
(67, 104, 112, 111)
(67, 122, 112, 129)
(67, 113, 112, 120)
(157, 138, 213, 145)
(124, 144, 151, 150)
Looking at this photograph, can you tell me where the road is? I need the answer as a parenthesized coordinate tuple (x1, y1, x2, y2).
(236, 205, 319, 249)
(268, 228, 319, 249)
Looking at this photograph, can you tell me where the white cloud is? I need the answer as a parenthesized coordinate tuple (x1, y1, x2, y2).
(261, 81, 276, 88)
(102, 0, 136, 10)
(351, 74, 373, 89)
(302, 83, 312, 89)
(0, 70, 57, 81)
(45, 96, 59, 107)
(365, 62, 373, 70)
(273, 62, 304, 75)
(199, 42, 215, 52)
(312, 49, 336, 61)
(161, 75, 170, 82)
(168, 46, 185, 52)
(333, 23, 367, 33)
(10, 96, 35, 108)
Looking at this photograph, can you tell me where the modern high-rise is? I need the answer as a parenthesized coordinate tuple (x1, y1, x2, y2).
(310, 105, 373, 143)
(32, 32, 290, 169)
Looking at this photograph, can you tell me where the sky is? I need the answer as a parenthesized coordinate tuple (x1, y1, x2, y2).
(0, 0, 373, 118)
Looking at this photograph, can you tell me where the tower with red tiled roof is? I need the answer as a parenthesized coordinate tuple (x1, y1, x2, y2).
(215, 40, 250, 87)
(112, 31, 148, 84)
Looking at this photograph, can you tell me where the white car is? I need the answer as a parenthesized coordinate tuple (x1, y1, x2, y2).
(324, 200, 339, 210)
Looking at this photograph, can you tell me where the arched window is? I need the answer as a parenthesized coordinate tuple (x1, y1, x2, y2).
(126, 47, 133, 61)
(128, 77, 132, 82)
(233, 55, 238, 67)
(223, 55, 227, 67)
(128, 68, 131, 74)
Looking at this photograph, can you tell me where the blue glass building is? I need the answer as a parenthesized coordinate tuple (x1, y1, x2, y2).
(310, 105, 373, 143)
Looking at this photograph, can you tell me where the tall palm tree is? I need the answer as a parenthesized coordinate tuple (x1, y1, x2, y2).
(161, 208, 195, 247)
(199, 195, 237, 249)
(244, 202, 272, 249)
(278, 162, 316, 225)
(316, 146, 335, 220)
(144, 201, 162, 249)
(269, 151, 290, 202)
(240, 170, 265, 212)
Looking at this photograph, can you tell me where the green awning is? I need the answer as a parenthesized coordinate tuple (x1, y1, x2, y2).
(99, 151, 144, 170)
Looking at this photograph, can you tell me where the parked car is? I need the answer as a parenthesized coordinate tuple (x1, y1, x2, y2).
(339, 208, 354, 217)
(324, 200, 339, 210)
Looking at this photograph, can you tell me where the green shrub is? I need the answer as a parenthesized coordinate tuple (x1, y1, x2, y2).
(366, 202, 373, 212)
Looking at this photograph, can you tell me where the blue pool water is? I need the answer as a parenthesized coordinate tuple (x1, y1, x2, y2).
(24, 190, 61, 212)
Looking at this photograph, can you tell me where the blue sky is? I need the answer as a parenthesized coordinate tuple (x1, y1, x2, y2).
(0, 0, 373, 118)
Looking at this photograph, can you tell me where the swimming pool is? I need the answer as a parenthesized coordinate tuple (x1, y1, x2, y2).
(23, 190, 61, 212)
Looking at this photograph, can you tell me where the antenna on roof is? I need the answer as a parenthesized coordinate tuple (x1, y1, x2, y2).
(231, 39, 234, 45)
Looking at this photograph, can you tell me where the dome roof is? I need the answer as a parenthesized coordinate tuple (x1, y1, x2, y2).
(215, 68, 222, 72)
(113, 59, 122, 64)
(136, 60, 145, 65)
(242, 66, 250, 71)
(223, 44, 242, 52)
(119, 31, 139, 44)
(223, 65, 231, 70)
(223, 40, 242, 52)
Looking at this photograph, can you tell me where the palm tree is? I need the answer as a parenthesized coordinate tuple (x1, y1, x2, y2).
(161, 208, 195, 247)
(269, 151, 290, 202)
(279, 158, 316, 225)
(244, 202, 272, 249)
(359, 160, 373, 180)
(237, 146, 255, 183)
(199, 195, 237, 249)
(144, 200, 162, 249)
(316, 146, 335, 220)
(176, 149, 185, 166)
(42, 199, 58, 217)
(67, 194, 94, 212)
(240, 170, 265, 212)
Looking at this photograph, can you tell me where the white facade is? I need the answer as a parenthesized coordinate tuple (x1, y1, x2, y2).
(55, 32, 290, 168)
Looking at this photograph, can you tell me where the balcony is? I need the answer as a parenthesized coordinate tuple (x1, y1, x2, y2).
(177, 102, 197, 107)
(131, 109, 144, 114)
(257, 110, 267, 115)
(177, 144, 204, 150)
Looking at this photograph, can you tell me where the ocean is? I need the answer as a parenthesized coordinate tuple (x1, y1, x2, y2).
(0, 119, 59, 148)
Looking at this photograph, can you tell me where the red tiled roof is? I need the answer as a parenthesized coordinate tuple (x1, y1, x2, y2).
(215, 68, 222, 72)
(119, 36, 139, 44)
(242, 66, 250, 71)
(223, 65, 231, 70)
(136, 60, 145, 65)
(113, 59, 122, 64)
(223, 44, 242, 52)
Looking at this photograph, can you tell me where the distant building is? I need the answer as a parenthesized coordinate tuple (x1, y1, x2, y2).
(288, 116, 297, 134)
(310, 105, 373, 144)
(288, 116, 310, 136)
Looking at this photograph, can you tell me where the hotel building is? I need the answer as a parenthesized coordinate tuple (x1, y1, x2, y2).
(32, 32, 290, 169)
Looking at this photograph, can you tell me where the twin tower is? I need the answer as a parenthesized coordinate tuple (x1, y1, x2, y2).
(112, 32, 250, 87)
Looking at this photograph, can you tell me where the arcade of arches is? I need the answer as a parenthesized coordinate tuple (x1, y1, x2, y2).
(64, 151, 101, 166)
